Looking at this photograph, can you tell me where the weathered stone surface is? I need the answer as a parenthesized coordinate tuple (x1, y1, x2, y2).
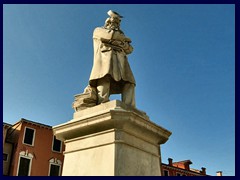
(53, 100, 172, 176)
(72, 99, 149, 120)
(53, 10, 172, 176)
(89, 10, 136, 107)
(72, 85, 97, 111)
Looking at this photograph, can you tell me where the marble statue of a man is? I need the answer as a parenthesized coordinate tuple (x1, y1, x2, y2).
(89, 10, 136, 107)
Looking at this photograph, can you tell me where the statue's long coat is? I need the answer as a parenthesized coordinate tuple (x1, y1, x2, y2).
(89, 27, 135, 94)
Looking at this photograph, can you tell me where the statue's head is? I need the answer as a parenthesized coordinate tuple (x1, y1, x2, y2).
(104, 10, 123, 31)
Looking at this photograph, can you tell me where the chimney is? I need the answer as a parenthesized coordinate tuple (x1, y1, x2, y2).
(182, 160, 192, 170)
(216, 171, 222, 176)
(201, 167, 206, 175)
(168, 158, 173, 166)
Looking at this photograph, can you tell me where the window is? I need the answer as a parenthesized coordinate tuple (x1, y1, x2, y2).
(3, 153, 8, 161)
(52, 136, 62, 152)
(23, 127, 35, 146)
(176, 173, 181, 176)
(49, 158, 62, 176)
(17, 157, 31, 176)
(163, 170, 169, 176)
(49, 164, 61, 176)
(17, 151, 33, 176)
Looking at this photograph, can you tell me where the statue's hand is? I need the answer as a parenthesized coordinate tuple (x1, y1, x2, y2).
(123, 42, 133, 54)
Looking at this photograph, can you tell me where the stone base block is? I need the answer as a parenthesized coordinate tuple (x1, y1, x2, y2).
(53, 100, 171, 176)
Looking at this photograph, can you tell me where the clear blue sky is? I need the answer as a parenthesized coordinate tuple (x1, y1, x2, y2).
(3, 4, 235, 176)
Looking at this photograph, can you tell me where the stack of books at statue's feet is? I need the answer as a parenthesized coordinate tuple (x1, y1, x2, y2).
(72, 86, 97, 111)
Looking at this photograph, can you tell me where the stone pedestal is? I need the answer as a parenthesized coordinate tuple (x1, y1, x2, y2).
(53, 100, 171, 176)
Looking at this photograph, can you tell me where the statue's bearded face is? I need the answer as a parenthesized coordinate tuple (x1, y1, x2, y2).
(105, 17, 121, 30)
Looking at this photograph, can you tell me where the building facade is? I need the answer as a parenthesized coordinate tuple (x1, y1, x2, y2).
(3, 118, 64, 176)
(3, 122, 13, 176)
(161, 158, 209, 176)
